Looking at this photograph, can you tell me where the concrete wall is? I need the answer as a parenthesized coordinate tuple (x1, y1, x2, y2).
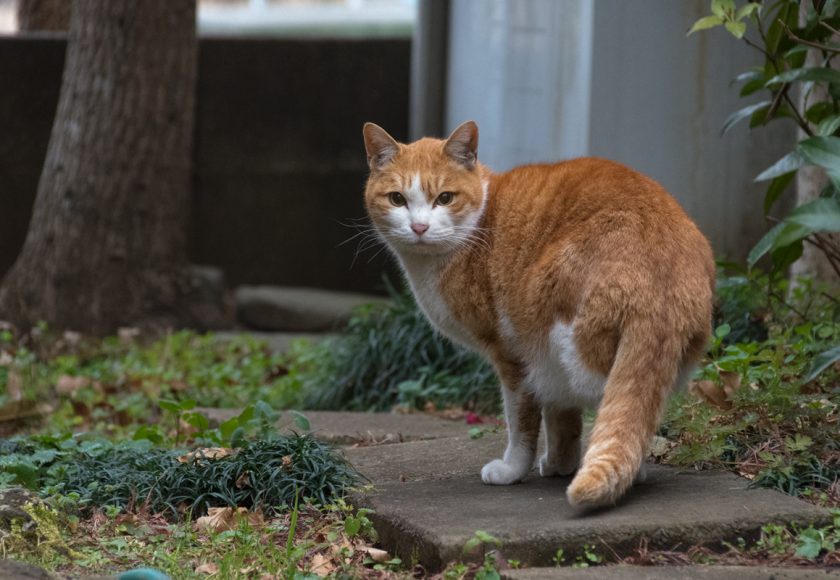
(0, 35, 409, 294)
(444, 0, 795, 262)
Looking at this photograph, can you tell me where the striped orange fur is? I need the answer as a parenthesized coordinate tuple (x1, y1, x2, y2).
(362, 121, 715, 509)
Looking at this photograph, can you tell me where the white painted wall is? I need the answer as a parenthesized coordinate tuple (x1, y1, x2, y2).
(443, 0, 794, 261)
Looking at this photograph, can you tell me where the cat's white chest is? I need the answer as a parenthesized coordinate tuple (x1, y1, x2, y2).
(400, 257, 478, 351)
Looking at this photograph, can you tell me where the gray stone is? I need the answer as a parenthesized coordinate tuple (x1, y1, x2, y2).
(181, 265, 233, 331)
(235, 286, 386, 332)
(196, 409, 471, 446)
(352, 467, 831, 571)
(0, 487, 40, 527)
(0, 560, 54, 580)
(503, 566, 840, 580)
(344, 433, 505, 483)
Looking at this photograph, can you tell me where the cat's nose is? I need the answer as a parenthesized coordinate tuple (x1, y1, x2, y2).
(411, 223, 429, 235)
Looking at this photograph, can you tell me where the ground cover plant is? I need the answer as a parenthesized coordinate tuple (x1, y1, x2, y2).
(293, 281, 500, 414)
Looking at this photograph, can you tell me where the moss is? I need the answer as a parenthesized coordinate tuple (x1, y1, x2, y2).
(0, 500, 78, 569)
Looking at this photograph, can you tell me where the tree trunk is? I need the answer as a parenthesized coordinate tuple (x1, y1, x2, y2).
(0, 0, 198, 335)
(17, 0, 71, 31)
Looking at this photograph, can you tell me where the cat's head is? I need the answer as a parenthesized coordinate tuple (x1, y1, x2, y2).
(362, 121, 488, 256)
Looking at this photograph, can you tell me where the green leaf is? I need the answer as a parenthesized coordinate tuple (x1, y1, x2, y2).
(722, 101, 771, 135)
(715, 323, 731, 339)
(688, 15, 724, 35)
(798, 136, 840, 189)
(785, 197, 840, 233)
(344, 516, 362, 536)
(736, 3, 761, 20)
(804, 344, 840, 382)
(748, 222, 787, 266)
(290, 410, 311, 431)
(755, 151, 804, 182)
(711, 0, 735, 18)
(795, 529, 824, 559)
(725, 20, 747, 38)
(764, 172, 796, 214)
(219, 416, 240, 441)
(158, 399, 180, 413)
(817, 114, 840, 136)
(766, 67, 840, 86)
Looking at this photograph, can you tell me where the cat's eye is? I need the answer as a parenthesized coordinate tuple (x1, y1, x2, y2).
(388, 191, 407, 206)
(436, 191, 455, 206)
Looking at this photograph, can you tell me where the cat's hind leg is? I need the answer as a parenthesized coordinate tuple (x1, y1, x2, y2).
(539, 406, 582, 477)
(481, 379, 540, 485)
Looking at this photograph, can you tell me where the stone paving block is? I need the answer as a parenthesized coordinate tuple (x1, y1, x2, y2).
(353, 466, 830, 571)
(503, 565, 840, 579)
(235, 285, 386, 331)
(344, 433, 505, 483)
(197, 409, 471, 446)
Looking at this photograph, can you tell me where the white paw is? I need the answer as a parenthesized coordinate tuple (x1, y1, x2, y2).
(538, 454, 578, 477)
(481, 459, 526, 485)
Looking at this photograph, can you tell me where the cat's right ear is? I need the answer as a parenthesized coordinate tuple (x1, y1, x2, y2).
(363, 123, 400, 171)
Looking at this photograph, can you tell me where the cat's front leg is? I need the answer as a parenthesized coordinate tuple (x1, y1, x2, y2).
(481, 384, 540, 485)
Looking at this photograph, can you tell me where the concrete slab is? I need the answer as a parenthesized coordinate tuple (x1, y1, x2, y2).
(353, 466, 831, 571)
(197, 409, 472, 446)
(344, 433, 505, 483)
(503, 566, 840, 579)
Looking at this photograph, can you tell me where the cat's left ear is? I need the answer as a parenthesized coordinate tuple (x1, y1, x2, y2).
(363, 123, 400, 171)
(444, 121, 479, 169)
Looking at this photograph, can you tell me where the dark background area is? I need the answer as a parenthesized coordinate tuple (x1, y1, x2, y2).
(0, 35, 410, 294)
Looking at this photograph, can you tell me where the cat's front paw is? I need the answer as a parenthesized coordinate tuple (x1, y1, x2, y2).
(538, 453, 578, 477)
(481, 459, 527, 485)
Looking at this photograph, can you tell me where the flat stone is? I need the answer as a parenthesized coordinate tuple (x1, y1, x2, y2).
(235, 285, 386, 331)
(503, 566, 840, 579)
(0, 486, 40, 525)
(344, 433, 505, 483)
(196, 409, 471, 446)
(353, 466, 831, 571)
(214, 330, 332, 354)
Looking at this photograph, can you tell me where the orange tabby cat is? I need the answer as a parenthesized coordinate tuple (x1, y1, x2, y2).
(362, 121, 715, 508)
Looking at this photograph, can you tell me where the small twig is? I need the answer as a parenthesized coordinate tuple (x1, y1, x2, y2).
(821, 291, 840, 305)
(811, 233, 840, 278)
(820, 20, 840, 37)
(782, 21, 840, 54)
(783, 91, 815, 136)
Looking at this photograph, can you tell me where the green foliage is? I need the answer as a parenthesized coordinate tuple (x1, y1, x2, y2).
(690, 1, 840, 278)
(0, 430, 360, 519)
(292, 283, 499, 413)
(661, 270, 840, 503)
(0, 329, 303, 437)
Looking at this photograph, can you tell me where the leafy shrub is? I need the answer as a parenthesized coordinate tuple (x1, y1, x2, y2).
(691, 0, 840, 278)
(294, 283, 500, 413)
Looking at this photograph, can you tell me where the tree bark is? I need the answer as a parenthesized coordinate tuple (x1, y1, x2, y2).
(17, 0, 71, 31)
(0, 0, 199, 334)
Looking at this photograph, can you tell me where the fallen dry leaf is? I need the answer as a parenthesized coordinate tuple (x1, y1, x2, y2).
(719, 371, 742, 399)
(689, 379, 731, 410)
(282, 455, 293, 468)
(55, 375, 92, 396)
(178, 447, 234, 464)
(235, 471, 250, 489)
(309, 553, 336, 576)
(118, 327, 140, 343)
(195, 562, 219, 575)
(361, 546, 390, 563)
(194, 507, 264, 533)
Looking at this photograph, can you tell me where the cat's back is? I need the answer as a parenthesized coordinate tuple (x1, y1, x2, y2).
(477, 157, 714, 339)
